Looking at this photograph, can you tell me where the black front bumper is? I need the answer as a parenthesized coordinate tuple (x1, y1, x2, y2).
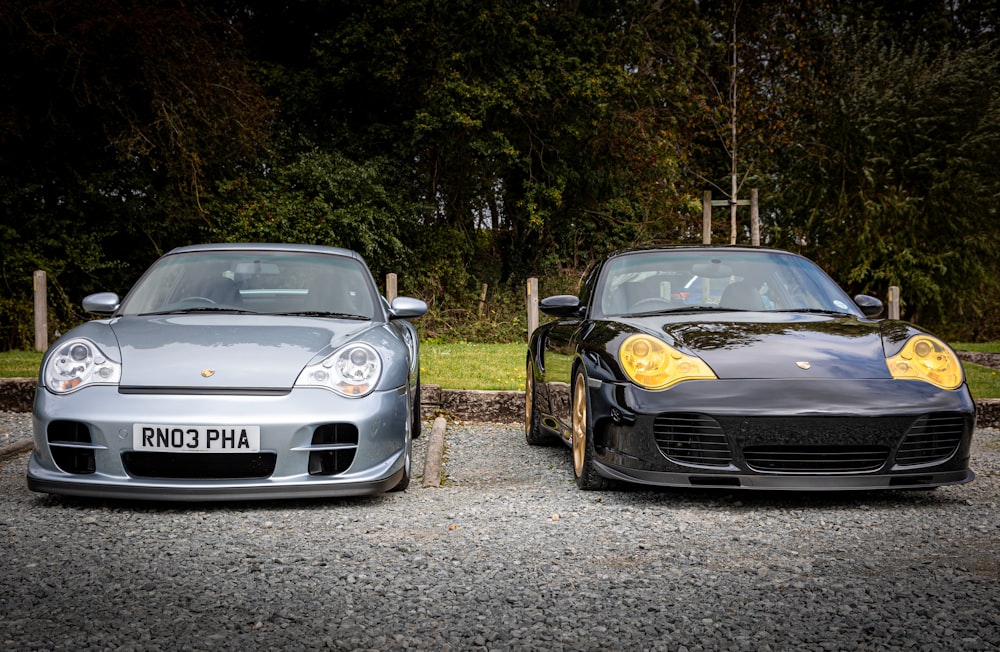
(587, 377, 976, 491)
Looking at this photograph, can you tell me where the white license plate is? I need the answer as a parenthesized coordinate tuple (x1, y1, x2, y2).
(133, 424, 261, 453)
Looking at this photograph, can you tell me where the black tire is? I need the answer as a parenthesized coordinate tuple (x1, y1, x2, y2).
(389, 437, 411, 492)
(411, 374, 422, 440)
(525, 357, 556, 446)
(571, 367, 609, 490)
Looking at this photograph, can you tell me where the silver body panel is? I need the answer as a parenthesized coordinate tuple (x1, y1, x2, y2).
(29, 384, 410, 500)
(28, 243, 423, 501)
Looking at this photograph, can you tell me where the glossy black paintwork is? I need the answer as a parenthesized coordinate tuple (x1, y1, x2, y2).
(527, 246, 975, 490)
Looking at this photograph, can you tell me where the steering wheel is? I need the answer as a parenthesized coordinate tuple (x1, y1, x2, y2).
(179, 296, 217, 305)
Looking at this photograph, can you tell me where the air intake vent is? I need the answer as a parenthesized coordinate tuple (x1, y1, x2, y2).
(47, 420, 96, 474)
(895, 413, 964, 467)
(308, 423, 359, 476)
(122, 452, 276, 478)
(743, 446, 888, 473)
(654, 413, 732, 467)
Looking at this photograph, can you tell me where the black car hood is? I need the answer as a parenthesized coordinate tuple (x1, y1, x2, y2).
(645, 313, 892, 380)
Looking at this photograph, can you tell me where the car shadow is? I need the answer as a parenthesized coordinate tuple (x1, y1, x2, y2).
(546, 448, 973, 512)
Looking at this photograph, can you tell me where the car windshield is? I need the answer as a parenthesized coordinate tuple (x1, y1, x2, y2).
(597, 250, 862, 318)
(119, 250, 378, 319)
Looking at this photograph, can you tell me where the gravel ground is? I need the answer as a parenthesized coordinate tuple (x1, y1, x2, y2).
(1, 411, 999, 651)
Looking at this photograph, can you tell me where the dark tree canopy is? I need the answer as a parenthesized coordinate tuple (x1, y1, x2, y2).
(0, 0, 271, 346)
(1, 0, 998, 348)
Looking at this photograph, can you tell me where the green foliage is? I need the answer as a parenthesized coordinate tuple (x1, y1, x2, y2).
(767, 21, 1000, 339)
(414, 277, 532, 344)
(0, 0, 271, 349)
(250, 0, 706, 280)
(411, 256, 586, 344)
(2, 0, 1000, 349)
(207, 151, 413, 278)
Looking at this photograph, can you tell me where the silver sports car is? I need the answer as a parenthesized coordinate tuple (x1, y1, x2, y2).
(28, 243, 427, 501)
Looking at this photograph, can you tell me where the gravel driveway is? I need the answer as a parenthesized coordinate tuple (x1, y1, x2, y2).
(1, 411, 998, 650)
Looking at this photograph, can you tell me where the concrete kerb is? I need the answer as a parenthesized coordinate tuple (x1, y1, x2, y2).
(421, 417, 447, 488)
(0, 438, 33, 462)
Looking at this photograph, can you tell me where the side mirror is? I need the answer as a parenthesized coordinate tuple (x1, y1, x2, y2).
(82, 292, 120, 315)
(388, 296, 428, 320)
(539, 295, 583, 318)
(854, 294, 884, 318)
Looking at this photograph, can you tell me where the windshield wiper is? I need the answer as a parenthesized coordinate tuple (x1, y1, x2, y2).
(775, 308, 853, 316)
(139, 307, 260, 316)
(272, 311, 370, 320)
(622, 305, 733, 317)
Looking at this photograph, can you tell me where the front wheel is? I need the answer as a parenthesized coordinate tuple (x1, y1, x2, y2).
(571, 368, 609, 490)
(389, 432, 412, 492)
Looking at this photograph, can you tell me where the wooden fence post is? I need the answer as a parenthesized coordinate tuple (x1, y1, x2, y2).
(477, 283, 488, 316)
(526, 277, 538, 342)
(34, 270, 48, 351)
(888, 286, 901, 320)
(386, 273, 398, 303)
(702, 190, 712, 245)
(751, 188, 760, 246)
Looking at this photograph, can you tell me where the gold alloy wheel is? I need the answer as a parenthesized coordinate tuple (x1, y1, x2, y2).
(572, 372, 587, 477)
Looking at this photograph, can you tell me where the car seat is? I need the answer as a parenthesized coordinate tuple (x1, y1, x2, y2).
(719, 280, 764, 310)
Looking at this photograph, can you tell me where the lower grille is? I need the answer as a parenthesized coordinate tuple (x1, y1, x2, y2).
(895, 413, 964, 467)
(654, 413, 733, 467)
(308, 423, 359, 476)
(122, 452, 277, 479)
(743, 446, 888, 473)
(48, 420, 96, 475)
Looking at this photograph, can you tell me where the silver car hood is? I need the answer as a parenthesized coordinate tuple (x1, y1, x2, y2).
(110, 315, 371, 389)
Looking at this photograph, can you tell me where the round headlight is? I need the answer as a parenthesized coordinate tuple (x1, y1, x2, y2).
(295, 343, 383, 397)
(886, 335, 963, 390)
(44, 338, 122, 394)
(619, 334, 716, 390)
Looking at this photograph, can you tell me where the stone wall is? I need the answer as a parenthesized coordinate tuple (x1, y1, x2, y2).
(420, 385, 524, 423)
(0, 378, 34, 413)
(976, 399, 1000, 430)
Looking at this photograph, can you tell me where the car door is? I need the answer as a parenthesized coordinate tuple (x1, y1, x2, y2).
(540, 317, 582, 442)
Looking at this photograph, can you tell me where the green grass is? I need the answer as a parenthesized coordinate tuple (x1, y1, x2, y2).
(952, 342, 1000, 353)
(421, 342, 526, 391)
(965, 363, 1000, 399)
(0, 351, 42, 378)
(2, 343, 999, 398)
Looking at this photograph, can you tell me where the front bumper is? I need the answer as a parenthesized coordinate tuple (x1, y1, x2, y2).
(27, 384, 411, 501)
(587, 377, 977, 491)
(593, 461, 974, 491)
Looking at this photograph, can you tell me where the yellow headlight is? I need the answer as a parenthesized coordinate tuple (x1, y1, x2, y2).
(886, 335, 963, 390)
(619, 334, 716, 390)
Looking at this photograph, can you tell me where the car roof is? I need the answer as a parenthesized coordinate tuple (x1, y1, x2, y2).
(166, 242, 364, 260)
(608, 245, 799, 257)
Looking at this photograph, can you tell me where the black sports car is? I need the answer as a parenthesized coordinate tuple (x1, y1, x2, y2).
(526, 246, 975, 491)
